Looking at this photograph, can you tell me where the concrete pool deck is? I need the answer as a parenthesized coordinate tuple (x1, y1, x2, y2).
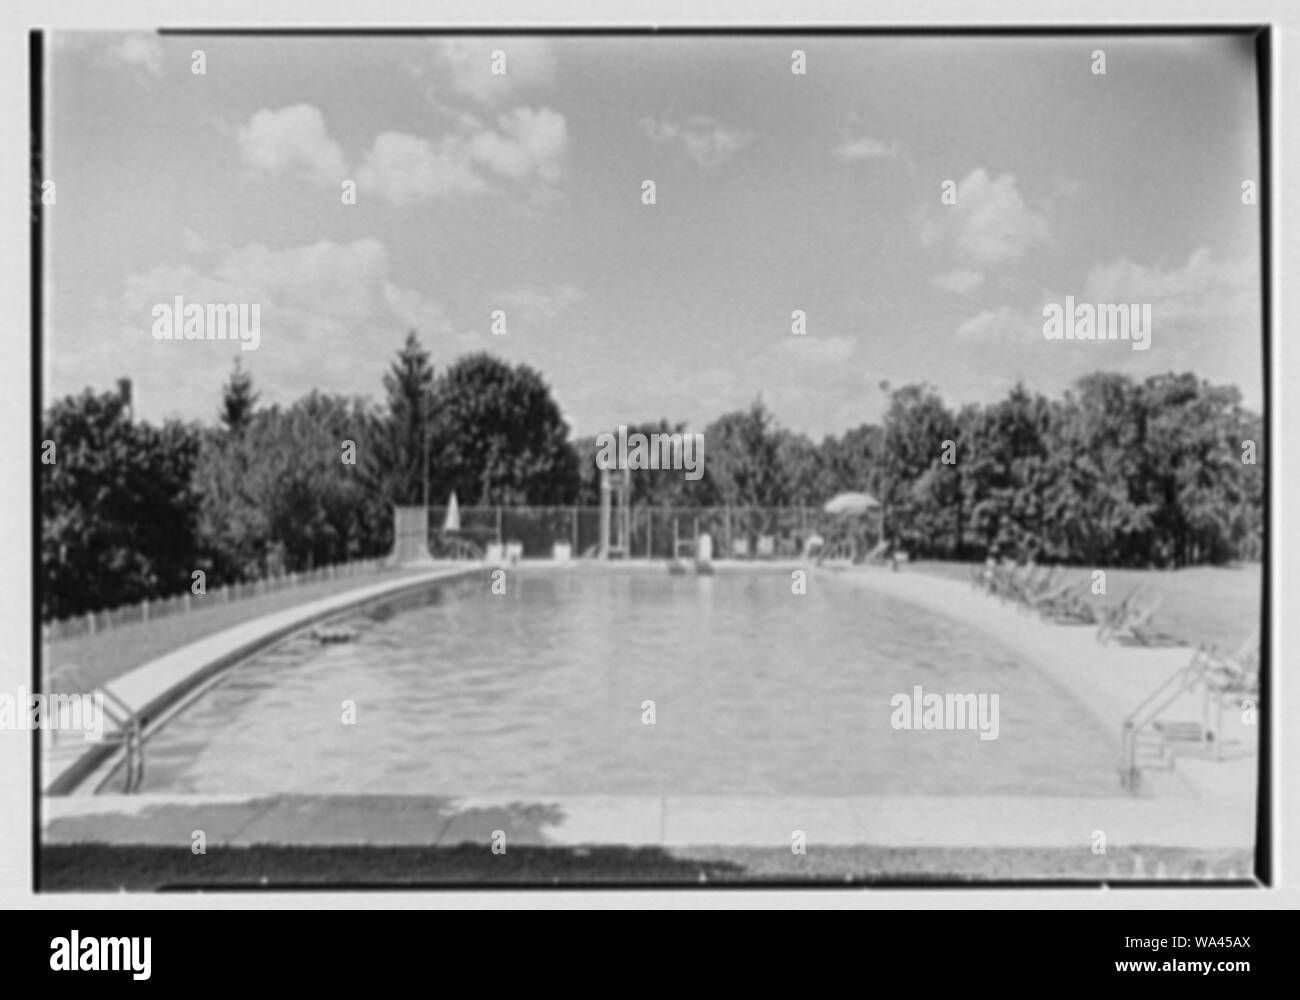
(43, 790, 1252, 851)
(822, 565, 1259, 808)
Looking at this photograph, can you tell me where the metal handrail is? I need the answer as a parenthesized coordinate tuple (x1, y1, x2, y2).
(1119, 650, 1210, 790)
(48, 667, 144, 793)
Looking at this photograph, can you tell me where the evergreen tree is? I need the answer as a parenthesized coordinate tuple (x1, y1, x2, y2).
(219, 358, 259, 436)
(369, 331, 436, 506)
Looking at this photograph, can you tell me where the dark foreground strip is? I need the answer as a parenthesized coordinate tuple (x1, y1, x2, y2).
(40, 843, 1254, 890)
(13, 905, 1273, 987)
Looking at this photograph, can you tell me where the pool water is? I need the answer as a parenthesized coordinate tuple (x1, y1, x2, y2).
(131, 568, 1119, 797)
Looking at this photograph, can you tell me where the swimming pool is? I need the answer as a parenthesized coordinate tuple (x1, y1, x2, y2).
(127, 567, 1118, 797)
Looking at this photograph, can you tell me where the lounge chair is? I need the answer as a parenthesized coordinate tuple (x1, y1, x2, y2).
(1190, 632, 1261, 760)
(983, 560, 1009, 593)
(1101, 591, 1159, 643)
(984, 560, 1022, 601)
(756, 535, 776, 558)
(1018, 566, 1064, 608)
(975, 563, 1005, 592)
(1001, 563, 1048, 606)
(998, 564, 1054, 611)
(1095, 586, 1145, 643)
(1104, 594, 1185, 647)
(1037, 581, 1098, 624)
(732, 537, 750, 558)
(1045, 595, 1099, 625)
(1195, 630, 1260, 697)
(1122, 618, 1186, 647)
(1024, 572, 1076, 612)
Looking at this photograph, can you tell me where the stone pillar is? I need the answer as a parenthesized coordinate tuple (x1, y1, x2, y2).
(389, 505, 436, 566)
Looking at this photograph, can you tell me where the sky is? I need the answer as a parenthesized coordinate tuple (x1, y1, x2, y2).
(44, 32, 1264, 439)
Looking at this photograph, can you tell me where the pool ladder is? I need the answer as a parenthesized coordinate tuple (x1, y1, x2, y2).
(100, 686, 146, 793)
(55, 668, 145, 794)
(1119, 655, 1211, 791)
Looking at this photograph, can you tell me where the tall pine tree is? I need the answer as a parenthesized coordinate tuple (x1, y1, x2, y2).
(368, 331, 435, 506)
(219, 358, 259, 436)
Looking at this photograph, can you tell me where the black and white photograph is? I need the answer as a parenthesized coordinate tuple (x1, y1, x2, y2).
(1, 1, 1294, 944)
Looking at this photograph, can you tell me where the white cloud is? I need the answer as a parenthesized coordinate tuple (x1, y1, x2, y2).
(921, 168, 1051, 267)
(639, 119, 677, 142)
(237, 104, 348, 186)
(950, 251, 1257, 346)
(831, 136, 900, 161)
(436, 38, 557, 104)
(497, 285, 585, 329)
(236, 102, 567, 205)
(640, 116, 754, 169)
(469, 106, 568, 183)
(954, 306, 1034, 344)
(211, 239, 396, 321)
(106, 34, 163, 77)
(761, 336, 859, 367)
(357, 131, 486, 204)
(933, 269, 985, 294)
(1079, 247, 1257, 324)
(646, 335, 869, 438)
(358, 106, 567, 204)
(102, 239, 456, 420)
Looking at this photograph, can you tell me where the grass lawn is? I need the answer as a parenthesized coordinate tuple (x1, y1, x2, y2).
(909, 560, 1263, 653)
(39, 843, 1254, 890)
(41, 566, 439, 694)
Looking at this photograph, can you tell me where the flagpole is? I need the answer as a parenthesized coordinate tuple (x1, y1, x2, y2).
(879, 379, 891, 559)
(422, 388, 430, 512)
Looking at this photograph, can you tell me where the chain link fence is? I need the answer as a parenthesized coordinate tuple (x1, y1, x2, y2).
(42, 557, 390, 643)
(44, 505, 877, 640)
(427, 505, 874, 560)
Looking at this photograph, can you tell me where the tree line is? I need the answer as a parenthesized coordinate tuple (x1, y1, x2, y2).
(40, 331, 1263, 620)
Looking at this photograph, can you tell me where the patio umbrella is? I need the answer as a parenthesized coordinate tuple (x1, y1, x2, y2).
(443, 492, 461, 532)
(822, 491, 881, 515)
